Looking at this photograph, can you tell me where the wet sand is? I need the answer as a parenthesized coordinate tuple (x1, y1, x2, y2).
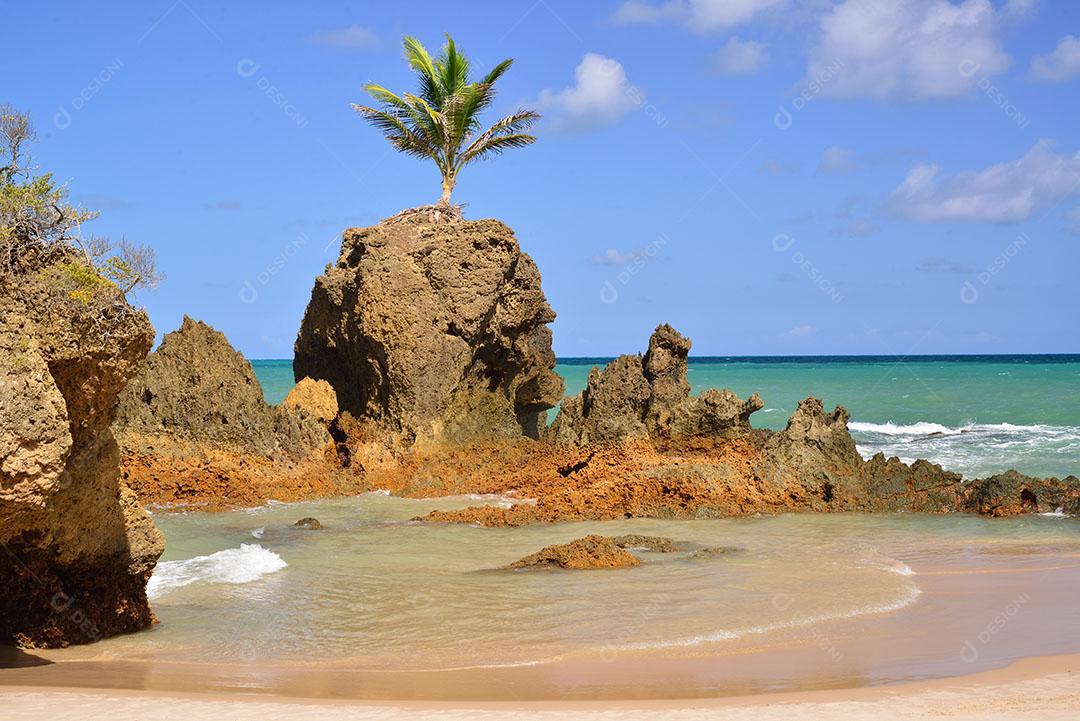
(3, 653, 1078, 720)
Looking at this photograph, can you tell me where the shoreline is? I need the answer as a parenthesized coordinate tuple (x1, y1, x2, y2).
(5, 529, 1079, 703)
(3, 652, 1078, 719)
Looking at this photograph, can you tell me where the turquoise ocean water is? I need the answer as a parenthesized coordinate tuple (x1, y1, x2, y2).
(252, 356, 1080, 480)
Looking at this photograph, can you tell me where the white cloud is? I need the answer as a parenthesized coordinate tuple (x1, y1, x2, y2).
(710, 37, 767, 76)
(1030, 35, 1080, 83)
(891, 140, 1080, 223)
(845, 218, 878, 237)
(818, 146, 858, 174)
(613, 0, 786, 33)
(805, 0, 1010, 100)
(310, 25, 379, 50)
(785, 324, 819, 337)
(592, 248, 647, 266)
(535, 54, 640, 132)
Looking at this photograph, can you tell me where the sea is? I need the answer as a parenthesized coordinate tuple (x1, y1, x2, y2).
(253, 355, 1080, 480)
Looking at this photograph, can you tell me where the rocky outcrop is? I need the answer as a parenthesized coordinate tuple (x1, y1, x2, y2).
(549, 324, 762, 445)
(293, 216, 563, 445)
(1, 247, 162, 647)
(508, 535, 640, 570)
(960, 470, 1080, 517)
(406, 325, 1078, 527)
(284, 377, 338, 425)
(114, 317, 360, 509)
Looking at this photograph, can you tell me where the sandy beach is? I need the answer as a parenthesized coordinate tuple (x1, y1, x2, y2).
(3, 653, 1078, 720)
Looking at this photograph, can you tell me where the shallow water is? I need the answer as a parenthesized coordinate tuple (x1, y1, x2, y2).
(74, 496, 1080, 681)
(253, 356, 1080, 479)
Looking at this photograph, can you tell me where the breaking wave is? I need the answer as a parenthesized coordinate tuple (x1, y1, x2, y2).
(147, 544, 287, 599)
(849, 420, 1080, 479)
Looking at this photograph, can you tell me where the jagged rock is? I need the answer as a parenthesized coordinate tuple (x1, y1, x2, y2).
(114, 318, 356, 510)
(293, 517, 323, 530)
(508, 535, 640, 570)
(549, 324, 761, 444)
(1, 247, 162, 647)
(116, 316, 328, 458)
(610, 534, 679, 552)
(960, 470, 1080, 517)
(293, 217, 563, 445)
(284, 377, 339, 425)
(753, 397, 863, 494)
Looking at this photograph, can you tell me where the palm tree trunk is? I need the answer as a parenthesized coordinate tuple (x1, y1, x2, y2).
(439, 176, 455, 206)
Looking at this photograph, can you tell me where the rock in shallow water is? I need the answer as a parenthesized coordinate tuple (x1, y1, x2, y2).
(610, 534, 680, 553)
(508, 535, 640, 570)
(293, 517, 323, 530)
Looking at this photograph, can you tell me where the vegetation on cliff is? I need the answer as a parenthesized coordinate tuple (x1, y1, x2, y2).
(0, 106, 160, 307)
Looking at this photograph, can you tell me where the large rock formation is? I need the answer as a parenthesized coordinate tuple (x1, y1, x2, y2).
(1, 247, 162, 647)
(549, 324, 762, 445)
(409, 325, 1077, 526)
(293, 216, 563, 445)
(114, 317, 357, 509)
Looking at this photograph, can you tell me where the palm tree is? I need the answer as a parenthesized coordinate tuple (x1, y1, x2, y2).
(353, 34, 539, 208)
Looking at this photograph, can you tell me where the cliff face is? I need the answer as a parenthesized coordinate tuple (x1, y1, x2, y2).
(1, 249, 162, 647)
(549, 324, 763, 445)
(293, 216, 564, 445)
(114, 317, 357, 509)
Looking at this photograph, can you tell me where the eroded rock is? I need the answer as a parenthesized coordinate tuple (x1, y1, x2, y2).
(294, 216, 563, 445)
(1, 247, 162, 647)
(549, 324, 762, 445)
(284, 377, 339, 425)
(960, 470, 1080, 517)
(114, 317, 358, 510)
(508, 535, 640, 570)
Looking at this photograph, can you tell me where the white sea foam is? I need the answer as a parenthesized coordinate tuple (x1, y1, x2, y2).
(371, 489, 391, 496)
(849, 419, 1080, 479)
(250, 527, 265, 539)
(849, 421, 966, 436)
(147, 544, 287, 599)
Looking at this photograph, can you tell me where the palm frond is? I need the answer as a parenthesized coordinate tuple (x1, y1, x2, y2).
(459, 133, 536, 166)
(480, 58, 513, 86)
(363, 84, 411, 113)
(402, 35, 440, 105)
(437, 34, 470, 97)
(352, 104, 436, 159)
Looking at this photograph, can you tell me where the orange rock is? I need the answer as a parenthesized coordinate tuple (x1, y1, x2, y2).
(284, 377, 339, 424)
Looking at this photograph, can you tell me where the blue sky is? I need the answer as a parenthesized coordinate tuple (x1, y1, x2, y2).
(8, 0, 1080, 357)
